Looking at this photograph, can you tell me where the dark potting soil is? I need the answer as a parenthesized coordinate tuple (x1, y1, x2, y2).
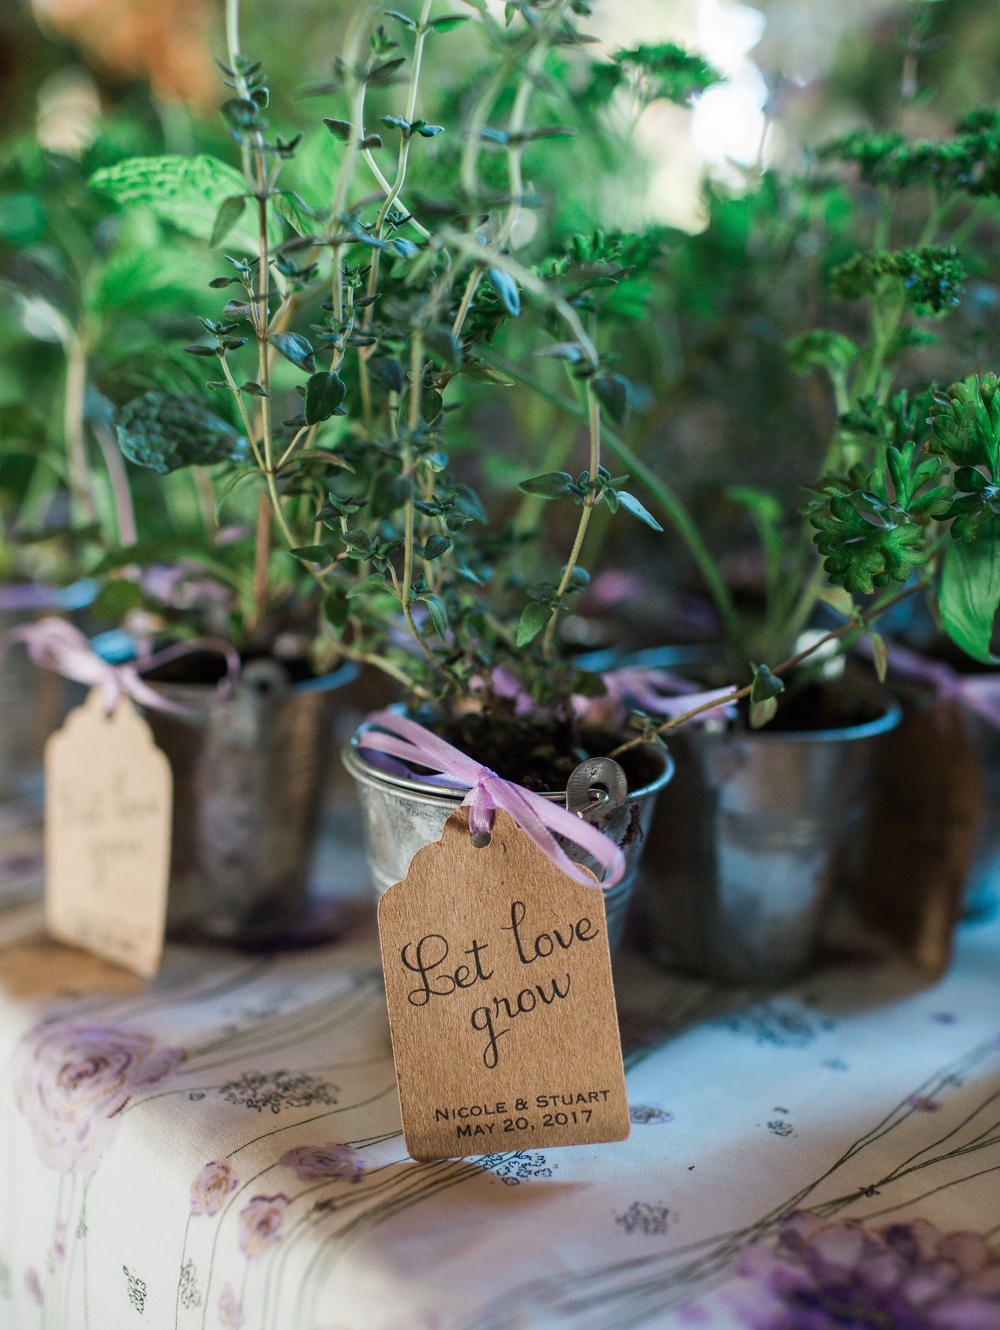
(418, 710, 663, 793)
(747, 680, 884, 733)
(140, 649, 315, 686)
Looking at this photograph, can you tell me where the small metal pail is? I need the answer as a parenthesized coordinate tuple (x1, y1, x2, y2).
(146, 659, 354, 943)
(343, 717, 673, 954)
(0, 612, 66, 803)
(644, 692, 902, 984)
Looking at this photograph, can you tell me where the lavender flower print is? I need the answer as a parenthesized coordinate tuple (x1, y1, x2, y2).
(13, 1021, 182, 1175)
(279, 1142, 366, 1183)
(238, 1195, 289, 1260)
(217, 1281, 245, 1327)
(191, 1160, 239, 1216)
(720, 1212, 1000, 1329)
(24, 1267, 42, 1306)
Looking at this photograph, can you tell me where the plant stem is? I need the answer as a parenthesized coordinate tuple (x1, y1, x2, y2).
(481, 349, 746, 656)
(460, 64, 507, 202)
(90, 420, 137, 546)
(251, 489, 270, 632)
(452, 32, 548, 340)
(541, 382, 600, 656)
(64, 330, 95, 524)
(375, 0, 434, 237)
(445, 231, 598, 366)
(328, 4, 376, 322)
(399, 330, 442, 674)
(610, 582, 922, 757)
(360, 150, 431, 237)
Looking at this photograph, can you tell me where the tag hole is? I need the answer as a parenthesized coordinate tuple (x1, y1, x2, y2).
(470, 831, 492, 849)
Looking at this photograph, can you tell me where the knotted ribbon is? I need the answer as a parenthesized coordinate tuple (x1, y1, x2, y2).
(574, 667, 738, 729)
(357, 710, 628, 890)
(0, 616, 240, 716)
(857, 638, 1000, 730)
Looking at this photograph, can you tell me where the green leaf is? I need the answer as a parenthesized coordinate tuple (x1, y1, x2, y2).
(812, 494, 929, 594)
(115, 393, 249, 474)
(422, 534, 452, 559)
(518, 471, 573, 499)
(487, 268, 520, 317)
(91, 580, 146, 624)
(323, 118, 353, 140)
(370, 471, 413, 518)
(517, 601, 552, 647)
(750, 662, 785, 703)
(749, 697, 778, 729)
(89, 155, 280, 252)
(270, 332, 316, 373)
(383, 9, 416, 26)
(418, 592, 449, 638)
(592, 373, 632, 424)
(304, 371, 346, 424)
(816, 584, 855, 617)
(425, 326, 461, 369)
(453, 486, 487, 523)
(214, 465, 260, 521)
(0, 191, 46, 245)
(367, 56, 407, 85)
(459, 359, 514, 386)
(347, 573, 393, 598)
(370, 357, 404, 392)
(209, 194, 247, 247)
(615, 490, 663, 531)
(273, 191, 324, 236)
(289, 545, 336, 563)
(322, 589, 350, 631)
(940, 530, 1000, 664)
(785, 330, 859, 377)
(429, 13, 471, 29)
(869, 630, 889, 683)
(534, 342, 586, 362)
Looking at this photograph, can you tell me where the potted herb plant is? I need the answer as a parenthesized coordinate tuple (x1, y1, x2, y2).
(64, 0, 745, 949)
(631, 15, 1000, 981)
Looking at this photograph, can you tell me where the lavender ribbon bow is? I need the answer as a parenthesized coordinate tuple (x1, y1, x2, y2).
(357, 710, 627, 890)
(0, 616, 240, 716)
(858, 638, 1000, 731)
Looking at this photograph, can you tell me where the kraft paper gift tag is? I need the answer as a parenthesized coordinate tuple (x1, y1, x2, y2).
(44, 687, 172, 979)
(378, 807, 631, 1162)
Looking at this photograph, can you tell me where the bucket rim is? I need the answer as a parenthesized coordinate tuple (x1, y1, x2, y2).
(727, 694, 904, 744)
(343, 714, 674, 805)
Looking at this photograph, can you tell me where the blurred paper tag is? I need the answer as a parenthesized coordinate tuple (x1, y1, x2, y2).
(378, 807, 630, 1162)
(45, 688, 171, 979)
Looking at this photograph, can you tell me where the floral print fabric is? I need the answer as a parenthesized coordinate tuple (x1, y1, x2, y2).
(0, 911, 997, 1328)
(12, 1020, 182, 1175)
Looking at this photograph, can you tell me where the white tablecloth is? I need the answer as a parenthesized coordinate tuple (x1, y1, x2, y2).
(0, 828, 998, 1330)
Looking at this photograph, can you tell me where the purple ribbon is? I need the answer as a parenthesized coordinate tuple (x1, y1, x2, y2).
(858, 639, 1000, 730)
(357, 710, 628, 890)
(0, 616, 240, 716)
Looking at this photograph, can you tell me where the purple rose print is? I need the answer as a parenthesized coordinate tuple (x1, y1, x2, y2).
(24, 1267, 42, 1305)
(191, 1160, 240, 1216)
(13, 1021, 182, 1176)
(279, 1142, 366, 1183)
(238, 1195, 289, 1260)
(718, 1212, 1000, 1329)
(217, 1281, 245, 1327)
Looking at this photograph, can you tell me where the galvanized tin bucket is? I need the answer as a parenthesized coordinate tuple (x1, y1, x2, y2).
(146, 658, 355, 944)
(343, 718, 673, 954)
(0, 612, 66, 803)
(643, 691, 902, 984)
(959, 707, 1000, 922)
